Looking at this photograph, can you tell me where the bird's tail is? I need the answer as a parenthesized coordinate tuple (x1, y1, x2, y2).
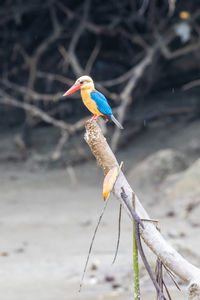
(111, 115, 123, 129)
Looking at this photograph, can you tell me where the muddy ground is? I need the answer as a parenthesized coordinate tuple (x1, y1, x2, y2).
(0, 113, 200, 300)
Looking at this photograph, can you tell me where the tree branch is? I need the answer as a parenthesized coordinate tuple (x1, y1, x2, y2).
(111, 46, 157, 151)
(84, 120, 200, 300)
(0, 90, 87, 134)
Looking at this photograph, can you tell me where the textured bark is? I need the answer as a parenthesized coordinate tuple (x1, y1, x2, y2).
(84, 120, 200, 300)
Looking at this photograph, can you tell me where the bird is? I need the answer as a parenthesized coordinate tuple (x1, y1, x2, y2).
(63, 75, 123, 129)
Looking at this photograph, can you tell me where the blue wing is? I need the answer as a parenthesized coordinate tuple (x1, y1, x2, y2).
(90, 90, 112, 116)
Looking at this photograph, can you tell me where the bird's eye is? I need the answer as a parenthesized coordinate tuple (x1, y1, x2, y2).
(80, 81, 84, 84)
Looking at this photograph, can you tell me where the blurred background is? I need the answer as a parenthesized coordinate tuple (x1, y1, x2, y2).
(0, 0, 200, 299)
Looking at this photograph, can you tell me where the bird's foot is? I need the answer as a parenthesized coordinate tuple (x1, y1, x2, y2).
(93, 115, 99, 121)
(89, 114, 98, 122)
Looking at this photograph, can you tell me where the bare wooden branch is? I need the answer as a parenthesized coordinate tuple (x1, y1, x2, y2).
(67, 0, 91, 76)
(109, 31, 176, 151)
(1, 79, 63, 102)
(84, 120, 200, 300)
(56, 1, 103, 34)
(182, 79, 200, 90)
(2, 0, 200, 164)
(111, 46, 157, 151)
(37, 71, 73, 86)
(51, 130, 69, 160)
(24, 5, 61, 104)
(0, 90, 86, 134)
(85, 41, 101, 75)
(160, 39, 200, 60)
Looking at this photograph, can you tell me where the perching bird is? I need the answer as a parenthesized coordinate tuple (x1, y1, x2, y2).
(63, 75, 123, 129)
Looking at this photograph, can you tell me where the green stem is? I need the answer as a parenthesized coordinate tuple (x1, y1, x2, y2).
(133, 196, 140, 300)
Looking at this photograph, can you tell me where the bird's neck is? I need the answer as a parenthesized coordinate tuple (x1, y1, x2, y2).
(80, 85, 94, 98)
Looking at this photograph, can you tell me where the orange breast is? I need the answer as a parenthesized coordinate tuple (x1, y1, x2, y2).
(81, 88, 103, 116)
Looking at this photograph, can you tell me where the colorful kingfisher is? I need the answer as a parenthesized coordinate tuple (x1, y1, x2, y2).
(63, 76, 123, 129)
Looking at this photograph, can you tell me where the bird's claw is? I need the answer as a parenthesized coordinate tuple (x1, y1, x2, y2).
(89, 114, 98, 122)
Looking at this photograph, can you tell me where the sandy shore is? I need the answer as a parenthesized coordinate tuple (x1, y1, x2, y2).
(1, 117, 200, 299)
(0, 164, 189, 300)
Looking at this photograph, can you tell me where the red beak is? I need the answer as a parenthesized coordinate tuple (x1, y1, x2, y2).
(63, 83, 81, 96)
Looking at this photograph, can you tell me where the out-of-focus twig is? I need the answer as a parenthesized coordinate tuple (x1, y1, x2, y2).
(0, 90, 86, 134)
(182, 79, 200, 90)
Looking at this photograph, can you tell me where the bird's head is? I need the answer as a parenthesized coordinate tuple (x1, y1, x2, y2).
(63, 75, 94, 96)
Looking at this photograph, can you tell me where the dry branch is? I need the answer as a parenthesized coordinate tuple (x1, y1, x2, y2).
(111, 46, 157, 151)
(0, 90, 87, 134)
(2, 0, 200, 160)
(1, 79, 63, 102)
(84, 120, 200, 300)
(182, 79, 200, 90)
(67, 0, 91, 76)
(161, 40, 200, 60)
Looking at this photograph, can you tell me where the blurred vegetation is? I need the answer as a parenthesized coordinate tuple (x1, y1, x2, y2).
(0, 0, 200, 156)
